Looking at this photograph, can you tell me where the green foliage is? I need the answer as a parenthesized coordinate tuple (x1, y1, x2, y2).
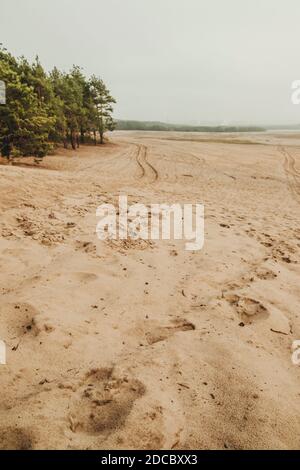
(0, 46, 116, 158)
(0, 48, 55, 157)
(89, 76, 116, 144)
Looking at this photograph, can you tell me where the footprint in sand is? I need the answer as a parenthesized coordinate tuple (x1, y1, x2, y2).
(145, 319, 195, 345)
(225, 295, 269, 324)
(106, 238, 154, 253)
(31, 314, 56, 335)
(0, 302, 40, 338)
(255, 268, 277, 280)
(272, 243, 297, 264)
(68, 368, 145, 436)
(0, 427, 33, 450)
(75, 240, 97, 254)
(71, 272, 99, 283)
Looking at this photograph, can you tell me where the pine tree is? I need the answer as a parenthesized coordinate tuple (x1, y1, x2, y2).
(0, 47, 54, 158)
(89, 76, 116, 144)
(0, 46, 116, 158)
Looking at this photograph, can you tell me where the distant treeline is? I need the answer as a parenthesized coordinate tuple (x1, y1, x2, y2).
(116, 120, 265, 133)
(0, 46, 116, 159)
(265, 124, 300, 130)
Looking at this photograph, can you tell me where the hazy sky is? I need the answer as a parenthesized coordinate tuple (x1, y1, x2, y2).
(1, 0, 300, 124)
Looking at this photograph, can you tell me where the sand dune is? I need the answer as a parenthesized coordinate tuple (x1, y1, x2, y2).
(0, 131, 300, 449)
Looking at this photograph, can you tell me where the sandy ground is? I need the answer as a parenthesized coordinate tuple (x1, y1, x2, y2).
(0, 131, 300, 449)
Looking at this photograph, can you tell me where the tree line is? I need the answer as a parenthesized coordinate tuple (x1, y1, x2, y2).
(0, 46, 116, 159)
(116, 120, 265, 133)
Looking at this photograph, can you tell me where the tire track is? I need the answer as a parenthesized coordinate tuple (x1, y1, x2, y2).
(143, 144, 206, 184)
(134, 144, 158, 183)
(278, 145, 300, 203)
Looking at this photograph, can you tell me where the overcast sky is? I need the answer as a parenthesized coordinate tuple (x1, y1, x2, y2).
(1, 0, 300, 124)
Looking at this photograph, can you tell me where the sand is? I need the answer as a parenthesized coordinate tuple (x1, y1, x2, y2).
(0, 131, 300, 449)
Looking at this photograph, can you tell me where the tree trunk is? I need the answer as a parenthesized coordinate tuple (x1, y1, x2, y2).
(63, 135, 68, 149)
(1, 136, 11, 157)
(65, 131, 70, 149)
(93, 131, 97, 145)
(70, 131, 76, 150)
(99, 114, 104, 144)
(80, 128, 85, 144)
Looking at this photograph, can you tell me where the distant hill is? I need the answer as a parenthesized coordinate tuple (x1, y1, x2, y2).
(115, 120, 266, 133)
